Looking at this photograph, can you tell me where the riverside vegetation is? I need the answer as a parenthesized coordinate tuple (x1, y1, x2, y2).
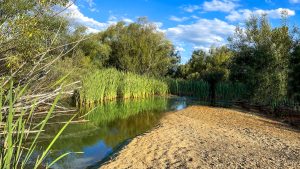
(79, 69, 168, 105)
(1, 0, 300, 168)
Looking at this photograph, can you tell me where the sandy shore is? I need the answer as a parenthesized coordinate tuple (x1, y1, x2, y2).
(101, 106, 300, 169)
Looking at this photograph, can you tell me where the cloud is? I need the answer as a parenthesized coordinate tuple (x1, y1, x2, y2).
(60, 3, 108, 33)
(154, 22, 163, 28)
(122, 18, 134, 23)
(175, 46, 186, 52)
(226, 8, 296, 21)
(191, 15, 200, 19)
(203, 0, 238, 12)
(60, 3, 136, 33)
(181, 5, 201, 13)
(85, 0, 99, 12)
(166, 18, 235, 50)
(107, 15, 134, 24)
(289, 0, 300, 3)
(86, 0, 95, 7)
(193, 45, 211, 52)
(169, 16, 189, 22)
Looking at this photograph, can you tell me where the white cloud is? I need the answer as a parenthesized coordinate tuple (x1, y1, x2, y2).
(86, 0, 95, 8)
(107, 15, 134, 24)
(154, 22, 163, 28)
(85, 0, 99, 13)
(108, 15, 117, 21)
(60, 3, 136, 33)
(169, 16, 189, 22)
(122, 18, 134, 23)
(175, 46, 186, 52)
(226, 8, 296, 21)
(181, 5, 201, 13)
(191, 15, 200, 19)
(289, 0, 300, 3)
(166, 18, 235, 50)
(61, 3, 108, 33)
(193, 45, 210, 52)
(203, 0, 238, 12)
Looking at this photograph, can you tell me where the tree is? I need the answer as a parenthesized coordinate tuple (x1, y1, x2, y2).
(65, 26, 111, 68)
(0, 0, 69, 78)
(203, 47, 232, 105)
(229, 15, 293, 104)
(99, 18, 179, 76)
(177, 46, 232, 105)
(289, 44, 300, 102)
(186, 50, 207, 79)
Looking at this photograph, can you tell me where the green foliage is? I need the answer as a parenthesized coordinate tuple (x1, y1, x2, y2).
(0, 0, 69, 76)
(173, 46, 232, 105)
(64, 26, 111, 68)
(229, 15, 293, 104)
(186, 50, 207, 79)
(166, 78, 246, 105)
(166, 79, 209, 99)
(82, 97, 168, 126)
(176, 46, 232, 81)
(79, 69, 168, 105)
(289, 44, 300, 102)
(0, 82, 74, 169)
(99, 18, 180, 76)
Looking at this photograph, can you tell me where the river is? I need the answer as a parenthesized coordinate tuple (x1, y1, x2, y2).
(33, 96, 200, 169)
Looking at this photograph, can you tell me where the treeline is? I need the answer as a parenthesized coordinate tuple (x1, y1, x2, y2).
(172, 16, 300, 106)
(1, 2, 179, 93)
(1, 0, 300, 107)
(52, 18, 180, 82)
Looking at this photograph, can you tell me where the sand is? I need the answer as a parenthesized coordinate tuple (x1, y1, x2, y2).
(101, 106, 300, 169)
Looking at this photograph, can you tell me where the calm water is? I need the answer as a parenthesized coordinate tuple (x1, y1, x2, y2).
(35, 96, 197, 169)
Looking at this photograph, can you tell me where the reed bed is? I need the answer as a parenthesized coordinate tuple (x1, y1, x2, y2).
(166, 78, 247, 104)
(79, 69, 247, 106)
(79, 69, 168, 105)
(166, 79, 209, 100)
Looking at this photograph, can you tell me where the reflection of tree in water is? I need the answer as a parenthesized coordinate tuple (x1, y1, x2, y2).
(35, 97, 168, 155)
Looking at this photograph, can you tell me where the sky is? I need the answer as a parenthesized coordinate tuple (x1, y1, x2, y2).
(63, 0, 300, 63)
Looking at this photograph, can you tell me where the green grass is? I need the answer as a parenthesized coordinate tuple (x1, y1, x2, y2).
(79, 69, 168, 105)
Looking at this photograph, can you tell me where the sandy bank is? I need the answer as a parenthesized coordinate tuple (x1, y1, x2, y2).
(101, 106, 300, 169)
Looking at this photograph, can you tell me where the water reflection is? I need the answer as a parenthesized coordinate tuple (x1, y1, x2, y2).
(36, 96, 191, 169)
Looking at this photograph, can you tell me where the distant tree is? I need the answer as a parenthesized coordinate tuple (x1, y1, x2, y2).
(289, 44, 300, 102)
(186, 50, 207, 79)
(177, 46, 232, 105)
(166, 46, 181, 77)
(64, 26, 111, 68)
(203, 47, 232, 105)
(229, 15, 293, 104)
(99, 18, 179, 76)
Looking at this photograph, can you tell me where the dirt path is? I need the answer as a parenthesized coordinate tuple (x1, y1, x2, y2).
(101, 106, 300, 169)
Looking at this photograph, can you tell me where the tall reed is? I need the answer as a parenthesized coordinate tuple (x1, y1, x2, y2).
(166, 78, 247, 104)
(79, 69, 168, 105)
(0, 82, 76, 169)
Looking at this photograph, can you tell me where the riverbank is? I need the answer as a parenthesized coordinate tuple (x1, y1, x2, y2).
(101, 106, 300, 168)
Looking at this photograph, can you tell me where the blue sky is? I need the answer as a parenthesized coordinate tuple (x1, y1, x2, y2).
(64, 0, 300, 63)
